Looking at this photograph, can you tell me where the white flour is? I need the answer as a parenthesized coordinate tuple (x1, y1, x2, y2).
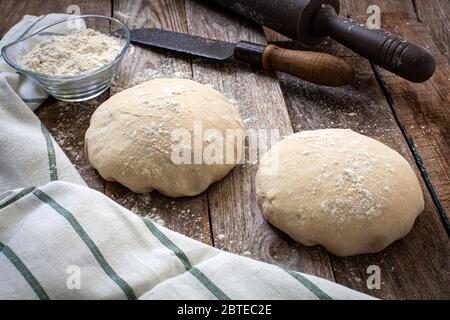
(20, 28, 122, 76)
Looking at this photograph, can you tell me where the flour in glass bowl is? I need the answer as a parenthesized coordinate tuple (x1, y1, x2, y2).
(20, 28, 122, 76)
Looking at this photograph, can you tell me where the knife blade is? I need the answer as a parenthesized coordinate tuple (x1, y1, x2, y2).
(130, 28, 236, 61)
(127, 28, 354, 87)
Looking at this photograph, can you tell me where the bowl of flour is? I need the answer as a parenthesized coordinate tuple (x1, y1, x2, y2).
(2, 15, 130, 102)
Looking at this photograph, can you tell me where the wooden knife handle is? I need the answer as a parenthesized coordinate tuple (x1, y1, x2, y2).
(261, 44, 353, 86)
(234, 42, 353, 87)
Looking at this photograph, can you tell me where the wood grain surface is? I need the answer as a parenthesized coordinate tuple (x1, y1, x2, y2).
(0, 0, 448, 299)
(413, 0, 450, 58)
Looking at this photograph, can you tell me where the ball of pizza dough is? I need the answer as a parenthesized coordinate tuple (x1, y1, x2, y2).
(85, 78, 245, 197)
(256, 129, 424, 257)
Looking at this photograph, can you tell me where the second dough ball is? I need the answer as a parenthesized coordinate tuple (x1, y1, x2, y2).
(256, 129, 424, 257)
(85, 78, 245, 197)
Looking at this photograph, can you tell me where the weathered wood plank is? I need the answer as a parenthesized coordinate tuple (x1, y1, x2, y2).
(413, 0, 449, 58)
(109, 0, 212, 245)
(186, 0, 335, 280)
(263, 0, 450, 299)
(0, 0, 112, 37)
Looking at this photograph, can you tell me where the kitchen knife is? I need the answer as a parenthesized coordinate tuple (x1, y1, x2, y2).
(128, 28, 353, 87)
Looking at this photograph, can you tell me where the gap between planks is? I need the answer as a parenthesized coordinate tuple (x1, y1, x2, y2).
(371, 63, 450, 236)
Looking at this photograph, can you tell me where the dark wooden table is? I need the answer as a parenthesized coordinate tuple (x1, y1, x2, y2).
(1, 0, 448, 299)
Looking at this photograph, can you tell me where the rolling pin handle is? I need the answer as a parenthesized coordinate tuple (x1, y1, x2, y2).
(313, 5, 436, 83)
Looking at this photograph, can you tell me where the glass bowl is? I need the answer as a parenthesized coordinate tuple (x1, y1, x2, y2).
(1, 15, 130, 102)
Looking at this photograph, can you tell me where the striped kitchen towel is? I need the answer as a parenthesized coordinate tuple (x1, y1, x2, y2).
(0, 181, 374, 300)
(0, 15, 374, 300)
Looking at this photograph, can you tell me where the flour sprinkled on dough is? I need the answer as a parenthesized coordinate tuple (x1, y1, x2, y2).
(85, 78, 245, 197)
(256, 129, 424, 257)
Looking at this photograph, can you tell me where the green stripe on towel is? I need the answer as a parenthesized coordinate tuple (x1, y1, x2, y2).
(32, 189, 137, 300)
(40, 123, 58, 181)
(0, 186, 35, 210)
(142, 218, 230, 300)
(0, 242, 50, 300)
(284, 269, 333, 300)
(189, 267, 230, 300)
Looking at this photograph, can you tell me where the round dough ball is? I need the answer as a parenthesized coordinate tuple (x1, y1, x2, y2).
(256, 129, 424, 257)
(85, 78, 245, 197)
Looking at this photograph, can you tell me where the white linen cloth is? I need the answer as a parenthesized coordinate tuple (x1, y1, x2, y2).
(0, 14, 374, 300)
